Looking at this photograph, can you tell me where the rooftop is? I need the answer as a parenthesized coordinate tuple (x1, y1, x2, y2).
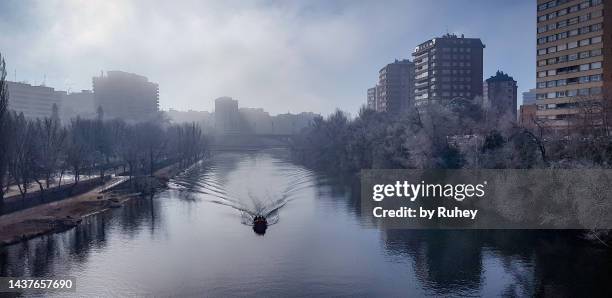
(486, 71, 515, 83)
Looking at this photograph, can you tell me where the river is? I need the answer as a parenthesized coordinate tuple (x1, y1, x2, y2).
(1, 149, 611, 297)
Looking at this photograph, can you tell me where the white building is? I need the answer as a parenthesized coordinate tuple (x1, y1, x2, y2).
(6, 81, 63, 119)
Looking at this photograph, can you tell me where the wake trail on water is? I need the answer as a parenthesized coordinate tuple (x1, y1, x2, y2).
(168, 157, 315, 226)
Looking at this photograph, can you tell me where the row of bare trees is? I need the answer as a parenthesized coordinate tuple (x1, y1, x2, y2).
(293, 92, 612, 173)
(291, 99, 545, 172)
(0, 53, 208, 203)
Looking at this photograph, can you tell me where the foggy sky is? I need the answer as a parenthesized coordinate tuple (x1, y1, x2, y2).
(0, 0, 534, 115)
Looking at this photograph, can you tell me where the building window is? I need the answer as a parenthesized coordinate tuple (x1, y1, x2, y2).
(590, 74, 602, 81)
(580, 64, 590, 71)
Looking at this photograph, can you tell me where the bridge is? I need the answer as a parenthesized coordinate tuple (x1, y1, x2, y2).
(210, 134, 294, 150)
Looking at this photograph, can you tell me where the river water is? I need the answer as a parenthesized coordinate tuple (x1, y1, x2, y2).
(1, 149, 611, 297)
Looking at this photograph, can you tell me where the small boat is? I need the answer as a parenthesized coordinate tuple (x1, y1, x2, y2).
(252, 215, 268, 235)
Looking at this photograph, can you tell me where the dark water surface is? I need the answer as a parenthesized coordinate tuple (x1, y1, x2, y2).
(1, 150, 611, 297)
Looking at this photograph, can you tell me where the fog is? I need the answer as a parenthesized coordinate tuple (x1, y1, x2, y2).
(0, 0, 534, 115)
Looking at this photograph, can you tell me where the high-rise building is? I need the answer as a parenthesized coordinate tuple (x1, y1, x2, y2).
(376, 59, 415, 113)
(519, 88, 538, 127)
(366, 86, 378, 111)
(92, 71, 159, 122)
(6, 81, 63, 119)
(483, 71, 518, 120)
(522, 89, 538, 105)
(214, 97, 240, 135)
(535, 0, 610, 130)
(412, 34, 485, 106)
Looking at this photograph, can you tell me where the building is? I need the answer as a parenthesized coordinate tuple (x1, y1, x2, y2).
(213, 97, 318, 135)
(6, 81, 63, 119)
(214, 97, 240, 135)
(166, 109, 215, 133)
(412, 34, 485, 105)
(522, 89, 538, 105)
(375, 59, 414, 113)
(519, 88, 538, 127)
(535, 0, 610, 130)
(92, 71, 159, 122)
(61, 90, 95, 121)
(366, 86, 378, 110)
(271, 112, 318, 135)
(239, 107, 273, 135)
(483, 71, 518, 120)
(519, 104, 538, 129)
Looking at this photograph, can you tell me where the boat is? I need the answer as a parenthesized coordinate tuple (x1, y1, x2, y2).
(252, 215, 267, 235)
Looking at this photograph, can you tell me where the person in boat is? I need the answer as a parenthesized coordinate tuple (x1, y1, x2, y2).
(252, 215, 267, 235)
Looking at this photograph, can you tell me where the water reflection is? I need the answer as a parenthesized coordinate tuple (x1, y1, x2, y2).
(0, 150, 610, 296)
(0, 193, 160, 279)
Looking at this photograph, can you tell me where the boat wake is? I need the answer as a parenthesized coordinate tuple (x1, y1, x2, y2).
(168, 157, 314, 228)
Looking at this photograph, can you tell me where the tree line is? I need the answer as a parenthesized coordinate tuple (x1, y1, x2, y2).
(291, 99, 612, 173)
(0, 53, 208, 203)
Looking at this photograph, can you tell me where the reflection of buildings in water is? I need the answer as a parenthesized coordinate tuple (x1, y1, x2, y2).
(0, 195, 162, 278)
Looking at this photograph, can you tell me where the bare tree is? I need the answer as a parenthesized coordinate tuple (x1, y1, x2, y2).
(8, 114, 37, 199)
(137, 122, 166, 176)
(65, 118, 95, 184)
(0, 52, 10, 202)
(572, 94, 604, 137)
(34, 117, 67, 190)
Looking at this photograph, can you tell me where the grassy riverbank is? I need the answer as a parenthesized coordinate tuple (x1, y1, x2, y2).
(0, 162, 187, 247)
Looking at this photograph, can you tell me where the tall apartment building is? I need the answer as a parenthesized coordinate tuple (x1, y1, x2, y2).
(92, 71, 159, 122)
(523, 88, 538, 105)
(412, 34, 485, 106)
(366, 86, 378, 111)
(6, 81, 63, 119)
(535, 0, 610, 130)
(483, 71, 518, 120)
(375, 59, 415, 113)
(214, 97, 240, 135)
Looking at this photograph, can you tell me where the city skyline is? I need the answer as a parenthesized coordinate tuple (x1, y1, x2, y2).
(0, 0, 534, 115)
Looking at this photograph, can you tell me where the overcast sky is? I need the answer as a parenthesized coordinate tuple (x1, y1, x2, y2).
(0, 0, 534, 116)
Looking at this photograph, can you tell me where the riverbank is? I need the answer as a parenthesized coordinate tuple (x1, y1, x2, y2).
(0, 162, 187, 247)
